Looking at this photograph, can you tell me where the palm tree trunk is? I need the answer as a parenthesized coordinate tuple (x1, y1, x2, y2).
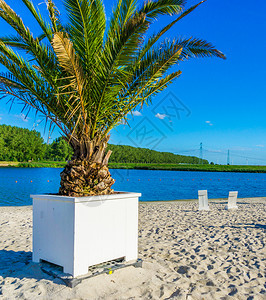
(59, 136, 115, 197)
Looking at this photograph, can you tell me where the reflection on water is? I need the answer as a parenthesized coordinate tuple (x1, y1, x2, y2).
(0, 167, 266, 206)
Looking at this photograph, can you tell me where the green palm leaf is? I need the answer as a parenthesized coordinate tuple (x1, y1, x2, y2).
(21, 0, 54, 40)
(139, 0, 185, 19)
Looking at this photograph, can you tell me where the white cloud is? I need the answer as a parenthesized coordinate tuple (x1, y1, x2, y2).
(132, 110, 142, 117)
(205, 120, 213, 126)
(0, 117, 2, 120)
(256, 145, 264, 148)
(155, 113, 167, 120)
(15, 113, 29, 122)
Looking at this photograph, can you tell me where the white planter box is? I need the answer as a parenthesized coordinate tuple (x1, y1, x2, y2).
(31, 192, 141, 277)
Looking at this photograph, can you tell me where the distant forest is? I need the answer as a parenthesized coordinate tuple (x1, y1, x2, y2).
(0, 125, 72, 162)
(107, 144, 208, 164)
(0, 125, 208, 164)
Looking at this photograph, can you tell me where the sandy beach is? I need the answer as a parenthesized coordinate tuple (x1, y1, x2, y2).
(0, 198, 265, 299)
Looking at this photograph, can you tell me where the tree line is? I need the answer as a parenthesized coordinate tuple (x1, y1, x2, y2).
(0, 125, 208, 164)
(0, 125, 72, 162)
(107, 144, 208, 164)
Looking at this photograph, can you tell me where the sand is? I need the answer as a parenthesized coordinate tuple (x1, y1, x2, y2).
(0, 198, 265, 299)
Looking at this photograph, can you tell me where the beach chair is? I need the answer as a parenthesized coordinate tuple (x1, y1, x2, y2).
(225, 191, 238, 209)
(198, 190, 210, 211)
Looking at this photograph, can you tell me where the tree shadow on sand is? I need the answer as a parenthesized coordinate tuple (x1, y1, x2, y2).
(0, 250, 65, 285)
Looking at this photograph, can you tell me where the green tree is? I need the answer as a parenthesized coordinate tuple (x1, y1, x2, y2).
(0, 136, 4, 160)
(0, 125, 45, 161)
(48, 137, 73, 161)
(0, 0, 225, 196)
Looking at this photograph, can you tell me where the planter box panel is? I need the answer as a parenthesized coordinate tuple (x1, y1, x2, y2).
(32, 198, 74, 273)
(31, 192, 141, 277)
(74, 198, 127, 274)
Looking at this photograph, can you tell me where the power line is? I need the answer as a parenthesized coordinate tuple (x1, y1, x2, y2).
(174, 145, 266, 164)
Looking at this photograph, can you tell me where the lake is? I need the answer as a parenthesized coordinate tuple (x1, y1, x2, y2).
(0, 167, 266, 206)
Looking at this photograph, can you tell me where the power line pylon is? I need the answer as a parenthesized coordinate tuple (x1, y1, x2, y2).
(199, 142, 203, 164)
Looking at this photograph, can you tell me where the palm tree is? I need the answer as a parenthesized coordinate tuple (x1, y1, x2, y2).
(0, 0, 225, 196)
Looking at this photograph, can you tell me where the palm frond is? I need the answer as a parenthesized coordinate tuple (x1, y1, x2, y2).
(0, 40, 71, 131)
(0, 73, 26, 90)
(91, 10, 149, 138)
(0, 35, 28, 50)
(105, 0, 137, 43)
(138, 0, 206, 60)
(123, 44, 184, 107)
(177, 37, 226, 59)
(52, 32, 88, 132)
(0, 1, 58, 80)
(21, 0, 53, 41)
(139, 0, 185, 20)
(125, 40, 184, 95)
(47, 0, 61, 33)
(64, 0, 106, 68)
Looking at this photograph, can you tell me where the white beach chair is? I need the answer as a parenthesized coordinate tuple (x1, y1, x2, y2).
(225, 191, 238, 210)
(198, 190, 210, 211)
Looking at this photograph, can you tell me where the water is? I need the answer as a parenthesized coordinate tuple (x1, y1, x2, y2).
(0, 167, 266, 206)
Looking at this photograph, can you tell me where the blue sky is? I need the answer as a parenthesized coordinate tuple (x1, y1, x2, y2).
(0, 0, 266, 164)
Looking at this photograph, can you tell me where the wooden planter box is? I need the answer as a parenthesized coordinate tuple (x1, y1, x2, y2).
(31, 192, 141, 277)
